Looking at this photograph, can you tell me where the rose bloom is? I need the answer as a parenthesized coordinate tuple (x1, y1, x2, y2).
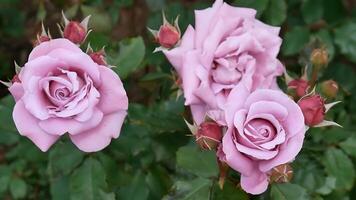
(9, 39, 128, 152)
(164, 0, 284, 124)
(219, 86, 305, 194)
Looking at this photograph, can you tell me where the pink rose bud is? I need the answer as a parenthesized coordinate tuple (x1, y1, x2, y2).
(157, 24, 180, 48)
(34, 23, 51, 46)
(89, 49, 107, 66)
(11, 74, 21, 83)
(321, 80, 339, 99)
(298, 95, 325, 126)
(269, 164, 293, 183)
(196, 121, 222, 150)
(64, 21, 87, 44)
(149, 13, 181, 49)
(61, 12, 91, 44)
(288, 79, 309, 97)
(310, 48, 328, 67)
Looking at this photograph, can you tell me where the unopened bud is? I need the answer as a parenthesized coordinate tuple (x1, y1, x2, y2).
(11, 74, 21, 83)
(89, 49, 107, 66)
(288, 79, 309, 98)
(34, 23, 51, 46)
(311, 48, 328, 67)
(321, 80, 338, 99)
(149, 13, 180, 49)
(298, 95, 325, 126)
(269, 164, 293, 183)
(64, 21, 87, 44)
(196, 121, 222, 150)
(61, 12, 91, 44)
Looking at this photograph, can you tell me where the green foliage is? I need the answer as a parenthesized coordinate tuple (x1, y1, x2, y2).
(0, 0, 356, 199)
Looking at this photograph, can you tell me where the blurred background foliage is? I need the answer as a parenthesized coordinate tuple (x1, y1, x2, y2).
(0, 0, 356, 199)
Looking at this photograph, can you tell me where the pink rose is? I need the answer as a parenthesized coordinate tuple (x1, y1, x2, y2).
(164, 0, 284, 124)
(220, 87, 305, 194)
(8, 38, 128, 152)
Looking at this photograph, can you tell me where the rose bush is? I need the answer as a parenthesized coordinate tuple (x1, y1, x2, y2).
(219, 87, 305, 194)
(163, 0, 284, 124)
(8, 38, 128, 152)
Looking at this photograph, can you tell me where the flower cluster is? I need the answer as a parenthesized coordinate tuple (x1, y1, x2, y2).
(158, 0, 341, 195)
(2, 12, 128, 152)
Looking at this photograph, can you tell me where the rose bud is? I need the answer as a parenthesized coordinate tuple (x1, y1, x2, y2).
(33, 23, 51, 46)
(88, 48, 107, 66)
(61, 11, 91, 44)
(269, 164, 293, 183)
(195, 121, 222, 150)
(148, 12, 181, 49)
(288, 79, 309, 98)
(321, 80, 339, 99)
(11, 74, 21, 83)
(310, 48, 328, 67)
(298, 95, 326, 126)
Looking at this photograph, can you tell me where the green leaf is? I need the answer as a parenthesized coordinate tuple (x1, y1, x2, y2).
(48, 142, 85, 177)
(282, 27, 310, 56)
(176, 145, 218, 178)
(316, 177, 336, 195)
(69, 158, 115, 200)
(263, 0, 287, 26)
(340, 136, 356, 158)
(270, 183, 309, 200)
(0, 166, 11, 194)
(163, 178, 212, 200)
(322, 148, 355, 190)
(109, 37, 146, 79)
(50, 176, 70, 200)
(213, 180, 249, 200)
(0, 95, 19, 145)
(9, 178, 27, 199)
(335, 22, 356, 63)
(233, 0, 269, 18)
(81, 5, 112, 32)
(116, 171, 149, 200)
(301, 0, 323, 24)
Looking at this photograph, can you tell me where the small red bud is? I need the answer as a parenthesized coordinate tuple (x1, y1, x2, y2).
(34, 35, 51, 46)
(288, 79, 309, 98)
(298, 95, 325, 126)
(89, 50, 107, 66)
(321, 80, 339, 99)
(196, 121, 222, 150)
(157, 24, 180, 48)
(11, 74, 21, 83)
(64, 21, 87, 44)
(269, 164, 293, 183)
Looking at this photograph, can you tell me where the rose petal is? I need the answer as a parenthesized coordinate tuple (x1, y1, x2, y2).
(222, 129, 254, 176)
(244, 89, 305, 137)
(259, 131, 305, 172)
(194, 0, 223, 48)
(163, 25, 195, 73)
(70, 111, 127, 152)
(22, 76, 50, 120)
(29, 38, 82, 61)
(39, 108, 104, 135)
(9, 82, 24, 102)
(181, 50, 203, 105)
(46, 49, 101, 86)
(240, 172, 269, 195)
(13, 101, 59, 152)
(246, 101, 288, 122)
(97, 66, 128, 114)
